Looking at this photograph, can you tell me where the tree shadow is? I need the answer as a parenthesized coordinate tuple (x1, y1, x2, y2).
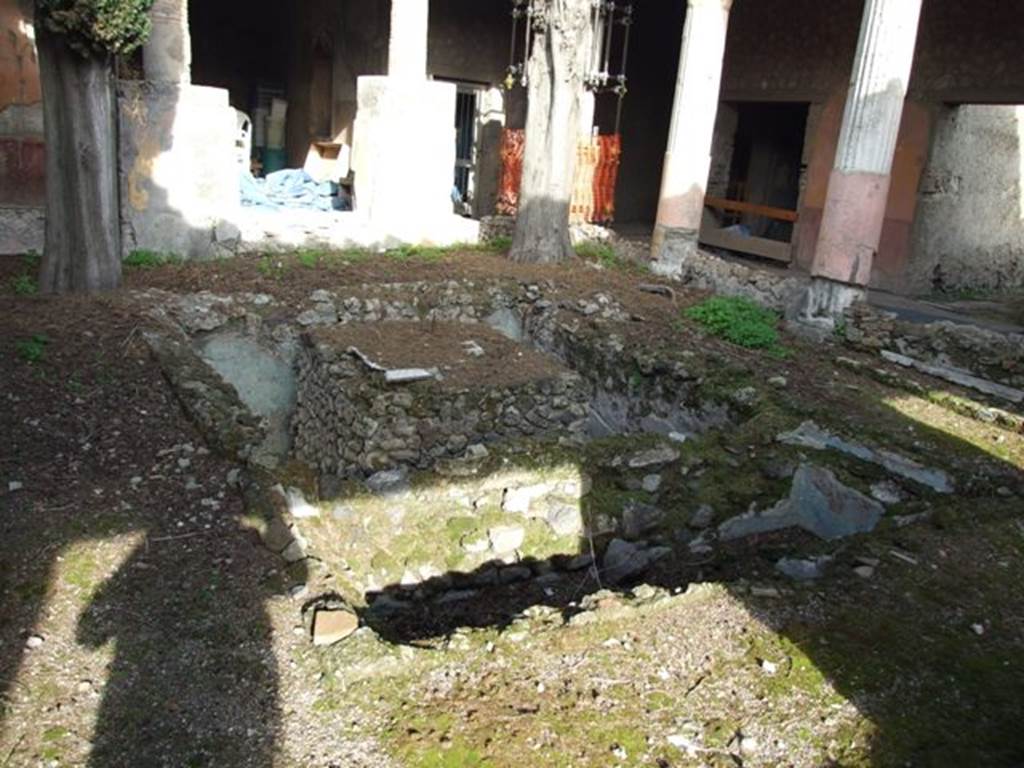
(347, 377, 1024, 765)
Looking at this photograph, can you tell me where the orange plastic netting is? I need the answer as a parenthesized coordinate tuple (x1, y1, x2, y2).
(496, 129, 621, 224)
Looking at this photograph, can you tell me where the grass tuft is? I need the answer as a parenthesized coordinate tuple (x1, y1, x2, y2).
(684, 295, 786, 354)
(15, 334, 49, 364)
(125, 250, 179, 268)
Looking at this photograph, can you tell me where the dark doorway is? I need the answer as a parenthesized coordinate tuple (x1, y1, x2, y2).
(726, 101, 809, 243)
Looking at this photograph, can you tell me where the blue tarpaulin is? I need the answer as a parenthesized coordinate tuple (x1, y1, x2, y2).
(241, 169, 350, 212)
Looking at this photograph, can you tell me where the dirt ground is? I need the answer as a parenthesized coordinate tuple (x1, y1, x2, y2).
(1, 248, 1023, 768)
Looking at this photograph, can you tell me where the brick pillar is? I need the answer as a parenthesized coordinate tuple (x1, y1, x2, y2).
(388, 0, 429, 80)
(803, 0, 924, 322)
(143, 0, 191, 84)
(651, 0, 733, 275)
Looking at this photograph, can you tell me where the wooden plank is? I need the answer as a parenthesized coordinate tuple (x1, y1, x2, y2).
(704, 195, 799, 223)
(698, 226, 793, 263)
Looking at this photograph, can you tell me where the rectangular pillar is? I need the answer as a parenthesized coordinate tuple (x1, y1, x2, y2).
(651, 0, 733, 275)
(353, 0, 476, 245)
(803, 0, 924, 321)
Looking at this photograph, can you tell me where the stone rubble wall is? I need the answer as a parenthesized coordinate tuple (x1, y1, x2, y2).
(660, 244, 810, 317)
(844, 303, 1024, 390)
(292, 335, 589, 479)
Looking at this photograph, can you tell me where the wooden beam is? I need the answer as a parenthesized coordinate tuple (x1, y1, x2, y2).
(704, 195, 799, 223)
(698, 226, 793, 263)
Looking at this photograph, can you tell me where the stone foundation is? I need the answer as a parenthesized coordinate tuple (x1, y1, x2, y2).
(844, 302, 1024, 392)
(292, 323, 589, 479)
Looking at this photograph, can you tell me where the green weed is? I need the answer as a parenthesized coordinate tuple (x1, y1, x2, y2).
(125, 249, 179, 268)
(297, 248, 325, 268)
(8, 252, 40, 294)
(15, 334, 49, 364)
(10, 272, 37, 295)
(575, 240, 618, 268)
(684, 296, 786, 353)
(483, 236, 512, 252)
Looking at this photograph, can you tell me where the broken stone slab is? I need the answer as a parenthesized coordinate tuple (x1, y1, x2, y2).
(719, 464, 885, 542)
(312, 609, 359, 646)
(880, 350, 1024, 405)
(777, 421, 953, 494)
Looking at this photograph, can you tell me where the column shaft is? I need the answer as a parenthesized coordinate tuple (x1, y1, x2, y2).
(810, 0, 924, 286)
(143, 0, 191, 84)
(652, 0, 733, 261)
(388, 0, 430, 80)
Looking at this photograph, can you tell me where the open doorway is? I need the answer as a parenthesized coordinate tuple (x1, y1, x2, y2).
(701, 101, 809, 263)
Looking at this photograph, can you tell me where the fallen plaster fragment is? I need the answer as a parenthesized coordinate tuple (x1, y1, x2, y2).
(880, 350, 1024, 405)
(777, 420, 954, 494)
(385, 368, 439, 384)
(719, 464, 884, 542)
(347, 346, 440, 383)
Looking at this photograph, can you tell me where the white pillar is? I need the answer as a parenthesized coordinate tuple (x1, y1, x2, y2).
(143, 0, 191, 84)
(804, 0, 924, 320)
(388, 0, 430, 80)
(652, 0, 733, 272)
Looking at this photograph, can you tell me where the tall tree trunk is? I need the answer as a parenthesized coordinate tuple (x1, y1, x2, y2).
(36, 20, 122, 294)
(509, 0, 591, 264)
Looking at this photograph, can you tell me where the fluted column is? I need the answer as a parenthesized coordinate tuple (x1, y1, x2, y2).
(804, 0, 924, 319)
(388, 0, 430, 80)
(651, 0, 733, 272)
(143, 0, 191, 84)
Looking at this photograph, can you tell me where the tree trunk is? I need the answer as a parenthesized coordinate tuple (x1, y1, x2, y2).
(509, 0, 591, 264)
(36, 20, 122, 294)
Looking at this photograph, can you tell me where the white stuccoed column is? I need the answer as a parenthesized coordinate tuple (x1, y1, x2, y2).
(388, 0, 429, 80)
(651, 0, 733, 274)
(803, 0, 924, 322)
(143, 0, 191, 84)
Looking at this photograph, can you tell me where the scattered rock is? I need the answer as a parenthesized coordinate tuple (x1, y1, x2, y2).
(688, 504, 715, 529)
(488, 525, 525, 554)
(8, 481, 23, 492)
(853, 565, 875, 578)
(312, 609, 359, 646)
(365, 468, 409, 495)
(601, 538, 663, 584)
(501, 483, 553, 514)
(625, 446, 680, 470)
(970, 623, 985, 636)
(767, 376, 788, 388)
(622, 500, 664, 539)
(641, 474, 663, 493)
(775, 556, 832, 581)
(25, 635, 44, 649)
(719, 464, 884, 542)
(870, 479, 905, 506)
(462, 340, 485, 357)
